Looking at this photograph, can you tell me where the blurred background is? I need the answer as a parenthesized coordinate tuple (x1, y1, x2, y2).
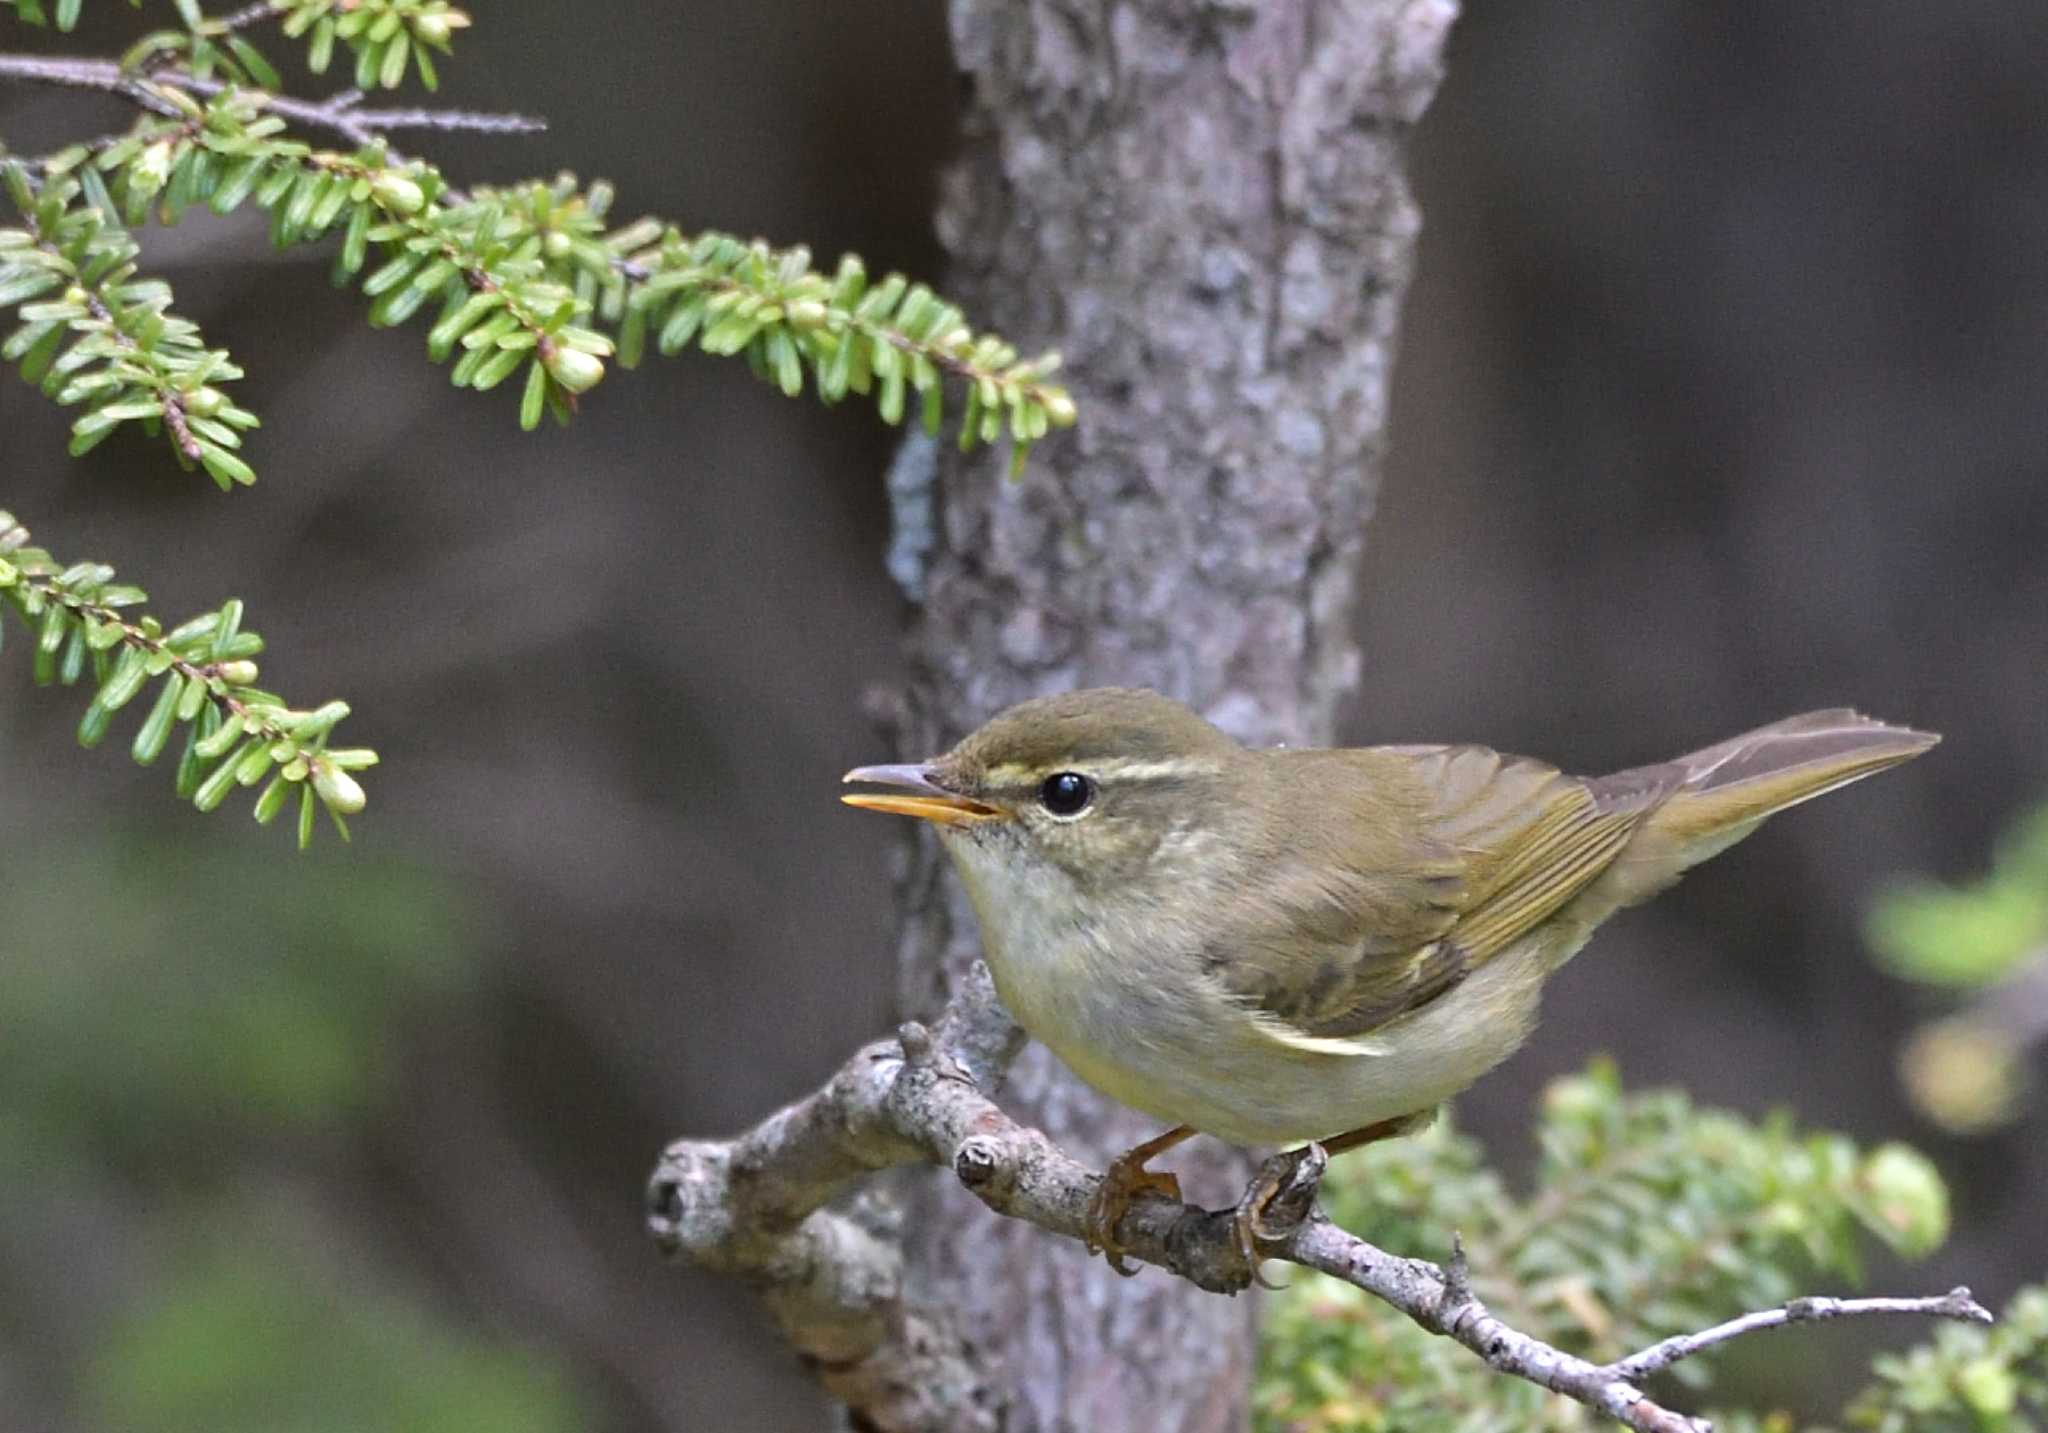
(3, 3, 2044, 1429)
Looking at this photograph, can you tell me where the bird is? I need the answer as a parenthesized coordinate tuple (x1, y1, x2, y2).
(841, 687, 1937, 1276)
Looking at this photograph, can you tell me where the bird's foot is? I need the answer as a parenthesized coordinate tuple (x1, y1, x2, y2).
(1085, 1149, 1185, 1276)
(1230, 1142, 1330, 1289)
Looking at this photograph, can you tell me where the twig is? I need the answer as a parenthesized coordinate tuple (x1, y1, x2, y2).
(136, 1, 287, 76)
(0, 53, 186, 118)
(1608, 1290, 1992, 1385)
(647, 962, 1993, 1433)
(0, 53, 546, 145)
(298, 100, 546, 136)
(210, 0, 283, 37)
(0, 512, 358, 793)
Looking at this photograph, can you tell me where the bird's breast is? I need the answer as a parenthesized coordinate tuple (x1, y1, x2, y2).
(940, 831, 1551, 1145)
(947, 839, 1210, 1115)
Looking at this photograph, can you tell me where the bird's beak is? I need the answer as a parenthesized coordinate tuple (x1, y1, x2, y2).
(840, 764, 1004, 828)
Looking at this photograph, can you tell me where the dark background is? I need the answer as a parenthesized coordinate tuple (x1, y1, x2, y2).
(3, 3, 2043, 1428)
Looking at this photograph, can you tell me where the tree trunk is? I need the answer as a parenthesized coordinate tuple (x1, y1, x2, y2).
(870, 2, 1459, 1428)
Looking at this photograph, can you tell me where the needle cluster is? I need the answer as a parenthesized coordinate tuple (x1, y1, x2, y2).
(0, 511, 374, 846)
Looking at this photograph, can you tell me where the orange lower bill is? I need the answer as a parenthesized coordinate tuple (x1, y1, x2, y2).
(839, 792, 1003, 828)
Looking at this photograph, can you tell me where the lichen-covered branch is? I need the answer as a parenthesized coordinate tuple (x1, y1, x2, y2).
(647, 964, 1991, 1433)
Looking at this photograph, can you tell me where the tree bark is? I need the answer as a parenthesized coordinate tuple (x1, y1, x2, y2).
(872, 2, 1459, 1427)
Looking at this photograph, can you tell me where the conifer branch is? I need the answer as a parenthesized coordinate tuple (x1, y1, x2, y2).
(3, 2, 1073, 844)
(273, 0, 468, 93)
(2, 158, 258, 480)
(211, 1, 282, 39)
(0, 510, 374, 846)
(0, 52, 180, 105)
(8, 0, 470, 92)
(1, 60, 1073, 461)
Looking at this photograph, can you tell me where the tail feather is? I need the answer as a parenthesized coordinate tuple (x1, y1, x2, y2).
(1583, 710, 1937, 910)
(1668, 710, 1938, 832)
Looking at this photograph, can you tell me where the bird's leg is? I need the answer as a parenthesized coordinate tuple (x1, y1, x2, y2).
(1085, 1124, 1197, 1276)
(1231, 1109, 1435, 1286)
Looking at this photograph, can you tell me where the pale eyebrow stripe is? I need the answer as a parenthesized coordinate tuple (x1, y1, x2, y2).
(1079, 758, 1226, 782)
(982, 758, 1225, 786)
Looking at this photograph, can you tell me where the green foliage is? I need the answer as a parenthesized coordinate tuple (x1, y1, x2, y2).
(18, 84, 617, 432)
(277, 0, 469, 92)
(0, 510, 373, 845)
(1257, 1062, 1953, 1432)
(3, 34, 1073, 466)
(2, 1, 1074, 832)
(1867, 804, 2048, 989)
(7, 84, 1076, 459)
(2, 160, 259, 482)
(6, 0, 465, 93)
(0, 834, 469, 1153)
(0, 831, 579, 1429)
(82, 1230, 586, 1433)
(1866, 801, 2048, 1133)
(3, 0, 132, 31)
(162, 4, 454, 91)
(622, 227, 1076, 473)
(1843, 1285, 2048, 1432)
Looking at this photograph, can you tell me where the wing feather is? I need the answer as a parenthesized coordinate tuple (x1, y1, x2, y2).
(1210, 744, 1658, 1046)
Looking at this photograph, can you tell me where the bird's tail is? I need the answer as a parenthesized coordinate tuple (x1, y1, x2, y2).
(1660, 708, 1937, 845)
(1586, 710, 1938, 907)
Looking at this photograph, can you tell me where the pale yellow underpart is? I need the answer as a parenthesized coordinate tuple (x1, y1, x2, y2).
(946, 825, 1575, 1145)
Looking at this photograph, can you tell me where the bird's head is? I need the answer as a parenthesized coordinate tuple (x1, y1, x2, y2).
(842, 688, 1244, 892)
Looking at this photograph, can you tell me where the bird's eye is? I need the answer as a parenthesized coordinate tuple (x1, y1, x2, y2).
(1038, 771, 1094, 817)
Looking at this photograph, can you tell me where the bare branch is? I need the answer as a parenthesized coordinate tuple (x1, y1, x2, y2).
(209, 1, 283, 38)
(0, 54, 546, 145)
(647, 963, 1993, 1433)
(1608, 1290, 1993, 1386)
(0, 53, 185, 116)
(301, 100, 546, 136)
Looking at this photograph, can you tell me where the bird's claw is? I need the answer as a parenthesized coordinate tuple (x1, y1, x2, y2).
(1085, 1156, 1183, 1276)
(1230, 1142, 1329, 1289)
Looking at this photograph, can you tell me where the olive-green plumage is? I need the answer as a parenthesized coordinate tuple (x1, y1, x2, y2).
(845, 688, 1937, 1148)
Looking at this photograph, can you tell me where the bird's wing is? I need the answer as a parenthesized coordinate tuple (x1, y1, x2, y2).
(1212, 744, 1665, 1046)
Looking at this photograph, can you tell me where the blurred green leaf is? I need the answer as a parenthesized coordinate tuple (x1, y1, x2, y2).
(1844, 1286, 2048, 1432)
(82, 1218, 586, 1433)
(1866, 802, 2048, 988)
(0, 835, 474, 1153)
